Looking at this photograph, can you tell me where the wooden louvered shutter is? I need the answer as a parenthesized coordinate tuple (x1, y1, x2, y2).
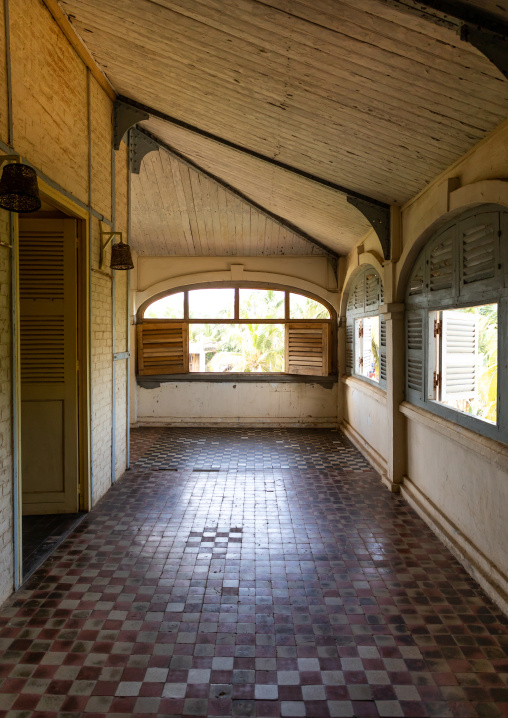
(19, 218, 79, 514)
(459, 212, 499, 288)
(429, 228, 454, 294)
(408, 255, 425, 297)
(379, 317, 387, 386)
(137, 322, 188, 375)
(441, 312, 478, 400)
(345, 318, 354, 375)
(406, 310, 425, 401)
(365, 272, 380, 309)
(285, 323, 330, 376)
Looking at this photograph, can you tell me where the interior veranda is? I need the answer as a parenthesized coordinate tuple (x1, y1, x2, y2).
(0, 0, 507, 716)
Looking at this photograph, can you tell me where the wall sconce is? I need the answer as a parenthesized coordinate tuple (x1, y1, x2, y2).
(0, 155, 41, 213)
(100, 222, 134, 270)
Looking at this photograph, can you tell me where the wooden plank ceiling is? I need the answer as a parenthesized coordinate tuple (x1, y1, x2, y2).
(131, 144, 328, 255)
(61, 0, 508, 256)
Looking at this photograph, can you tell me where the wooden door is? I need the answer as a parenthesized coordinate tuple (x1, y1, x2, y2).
(19, 218, 79, 514)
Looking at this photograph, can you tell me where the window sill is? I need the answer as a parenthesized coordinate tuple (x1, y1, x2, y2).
(137, 373, 338, 389)
(400, 401, 508, 471)
(341, 374, 387, 405)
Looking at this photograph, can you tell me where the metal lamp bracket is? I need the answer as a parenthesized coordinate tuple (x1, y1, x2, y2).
(100, 221, 122, 268)
(0, 154, 20, 167)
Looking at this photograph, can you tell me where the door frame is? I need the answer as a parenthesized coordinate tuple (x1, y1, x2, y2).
(13, 180, 91, 587)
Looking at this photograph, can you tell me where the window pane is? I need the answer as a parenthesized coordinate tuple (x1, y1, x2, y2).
(239, 288, 285, 319)
(432, 304, 497, 423)
(355, 316, 380, 382)
(290, 293, 330, 319)
(189, 324, 284, 373)
(188, 288, 234, 319)
(144, 292, 184, 318)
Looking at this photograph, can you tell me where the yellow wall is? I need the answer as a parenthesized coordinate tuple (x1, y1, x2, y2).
(0, 0, 128, 602)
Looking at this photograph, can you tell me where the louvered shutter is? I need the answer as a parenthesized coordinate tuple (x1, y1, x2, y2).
(408, 255, 425, 296)
(441, 312, 478, 400)
(429, 228, 454, 293)
(345, 318, 353, 374)
(365, 272, 380, 308)
(459, 213, 499, 288)
(285, 323, 330, 376)
(353, 275, 366, 311)
(137, 322, 188, 375)
(362, 319, 372, 376)
(19, 218, 79, 514)
(406, 310, 425, 401)
(379, 317, 387, 386)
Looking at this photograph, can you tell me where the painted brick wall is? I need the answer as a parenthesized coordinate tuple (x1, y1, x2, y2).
(0, 0, 8, 144)
(0, 0, 130, 602)
(0, 212, 13, 605)
(10, 0, 88, 204)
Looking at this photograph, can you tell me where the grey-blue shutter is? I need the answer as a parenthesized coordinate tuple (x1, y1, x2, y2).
(459, 212, 499, 289)
(406, 310, 425, 401)
(429, 227, 454, 294)
(345, 318, 354, 375)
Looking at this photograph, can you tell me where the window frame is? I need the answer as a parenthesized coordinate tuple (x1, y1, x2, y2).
(405, 205, 508, 444)
(136, 282, 336, 381)
(345, 267, 386, 390)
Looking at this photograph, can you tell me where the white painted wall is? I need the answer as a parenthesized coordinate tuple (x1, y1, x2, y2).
(136, 381, 338, 427)
(401, 403, 508, 613)
(341, 377, 388, 477)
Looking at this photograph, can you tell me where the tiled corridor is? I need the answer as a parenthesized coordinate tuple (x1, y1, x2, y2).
(0, 429, 507, 718)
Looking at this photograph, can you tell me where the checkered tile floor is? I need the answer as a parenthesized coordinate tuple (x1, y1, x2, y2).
(0, 429, 506, 717)
(131, 428, 372, 471)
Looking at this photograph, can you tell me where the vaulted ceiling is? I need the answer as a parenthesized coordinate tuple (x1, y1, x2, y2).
(61, 0, 508, 256)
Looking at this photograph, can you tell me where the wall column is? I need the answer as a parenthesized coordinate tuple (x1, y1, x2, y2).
(381, 302, 406, 491)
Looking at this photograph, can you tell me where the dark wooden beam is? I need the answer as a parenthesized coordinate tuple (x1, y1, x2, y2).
(135, 127, 340, 259)
(118, 95, 390, 210)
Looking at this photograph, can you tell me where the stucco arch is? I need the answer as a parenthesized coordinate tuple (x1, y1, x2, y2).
(339, 257, 384, 317)
(396, 180, 508, 301)
(135, 269, 339, 316)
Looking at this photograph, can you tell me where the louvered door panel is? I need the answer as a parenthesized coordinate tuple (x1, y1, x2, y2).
(406, 311, 425, 400)
(459, 213, 498, 287)
(285, 323, 330, 376)
(442, 313, 478, 398)
(429, 229, 454, 293)
(137, 322, 188, 375)
(19, 219, 79, 515)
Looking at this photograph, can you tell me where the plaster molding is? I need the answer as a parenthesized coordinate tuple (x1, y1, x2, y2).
(358, 251, 384, 274)
(135, 269, 339, 311)
(449, 179, 508, 213)
(341, 375, 387, 406)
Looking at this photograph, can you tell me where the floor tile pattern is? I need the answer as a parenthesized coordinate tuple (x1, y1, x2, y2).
(131, 428, 372, 472)
(0, 429, 506, 718)
(22, 513, 86, 582)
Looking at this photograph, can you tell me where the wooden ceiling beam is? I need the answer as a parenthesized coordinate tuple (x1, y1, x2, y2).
(118, 95, 390, 210)
(134, 127, 339, 259)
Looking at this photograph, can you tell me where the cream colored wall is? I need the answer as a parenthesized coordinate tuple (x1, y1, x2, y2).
(0, 0, 129, 602)
(132, 255, 340, 427)
(340, 117, 508, 613)
(341, 378, 388, 478)
(137, 382, 338, 427)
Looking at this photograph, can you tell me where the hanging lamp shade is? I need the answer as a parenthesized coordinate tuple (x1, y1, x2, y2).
(0, 163, 41, 213)
(110, 239, 134, 270)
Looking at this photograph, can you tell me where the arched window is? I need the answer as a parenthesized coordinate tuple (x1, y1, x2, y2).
(345, 266, 386, 388)
(406, 205, 508, 442)
(137, 285, 334, 378)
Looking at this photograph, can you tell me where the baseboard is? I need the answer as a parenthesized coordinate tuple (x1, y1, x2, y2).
(340, 420, 388, 480)
(401, 475, 508, 617)
(134, 417, 339, 428)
